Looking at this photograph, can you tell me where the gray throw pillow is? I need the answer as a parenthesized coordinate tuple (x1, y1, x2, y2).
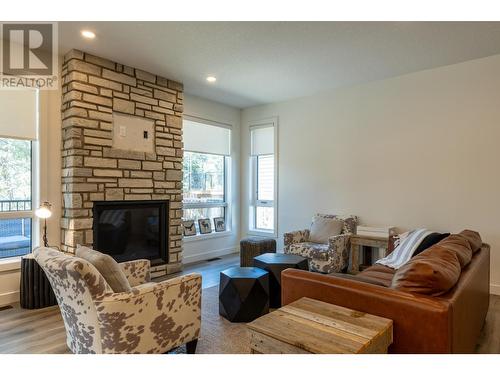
(309, 216, 344, 244)
(75, 245, 131, 293)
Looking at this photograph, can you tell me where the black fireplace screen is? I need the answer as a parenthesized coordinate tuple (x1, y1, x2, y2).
(93, 200, 169, 265)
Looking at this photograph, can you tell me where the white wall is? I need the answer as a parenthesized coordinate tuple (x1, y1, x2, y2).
(182, 94, 241, 263)
(0, 261, 22, 306)
(40, 89, 63, 248)
(241, 54, 500, 295)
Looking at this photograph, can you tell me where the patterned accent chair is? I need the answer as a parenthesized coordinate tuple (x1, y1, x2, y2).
(34, 247, 202, 354)
(284, 214, 358, 273)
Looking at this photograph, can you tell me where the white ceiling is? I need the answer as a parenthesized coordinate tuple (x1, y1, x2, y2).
(59, 22, 500, 108)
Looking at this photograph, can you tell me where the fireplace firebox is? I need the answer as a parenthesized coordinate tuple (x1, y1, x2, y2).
(93, 200, 169, 265)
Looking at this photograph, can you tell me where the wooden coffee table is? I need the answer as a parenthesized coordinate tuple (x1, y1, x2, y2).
(247, 297, 393, 354)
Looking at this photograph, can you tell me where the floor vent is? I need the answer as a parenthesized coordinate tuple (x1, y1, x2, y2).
(0, 305, 13, 311)
(206, 257, 222, 262)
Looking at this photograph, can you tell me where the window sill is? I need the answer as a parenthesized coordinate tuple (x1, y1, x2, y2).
(183, 230, 233, 243)
(0, 256, 23, 272)
(247, 230, 278, 239)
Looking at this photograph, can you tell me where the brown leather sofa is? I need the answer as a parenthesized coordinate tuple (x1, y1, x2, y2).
(281, 240, 490, 353)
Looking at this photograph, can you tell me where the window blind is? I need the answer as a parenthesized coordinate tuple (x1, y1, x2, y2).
(183, 119, 231, 156)
(0, 89, 38, 140)
(257, 155, 274, 201)
(250, 125, 274, 156)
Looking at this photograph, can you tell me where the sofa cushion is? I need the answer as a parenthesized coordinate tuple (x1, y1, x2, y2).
(309, 215, 343, 244)
(391, 245, 461, 296)
(75, 245, 131, 293)
(458, 229, 482, 253)
(412, 232, 450, 257)
(357, 264, 396, 287)
(435, 234, 472, 268)
(333, 272, 389, 288)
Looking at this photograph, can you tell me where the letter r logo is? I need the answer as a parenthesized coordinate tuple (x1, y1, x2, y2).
(2, 23, 53, 75)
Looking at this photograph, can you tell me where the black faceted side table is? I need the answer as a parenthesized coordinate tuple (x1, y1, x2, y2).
(219, 267, 269, 323)
(253, 253, 309, 308)
(20, 254, 57, 309)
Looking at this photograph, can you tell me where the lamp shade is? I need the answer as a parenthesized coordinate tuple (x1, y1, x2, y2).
(35, 202, 52, 219)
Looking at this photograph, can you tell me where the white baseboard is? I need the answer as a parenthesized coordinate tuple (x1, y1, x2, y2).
(490, 283, 500, 296)
(183, 247, 238, 265)
(0, 291, 19, 307)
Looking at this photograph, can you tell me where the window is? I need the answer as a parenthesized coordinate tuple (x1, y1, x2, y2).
(0, 89, 38, 259)
(182, 118, 231, 235)
(183, 151, 227, 227)
(0, 138, 33, 258)
(250, 119, 277, 235)
(255, 155, 274, 230)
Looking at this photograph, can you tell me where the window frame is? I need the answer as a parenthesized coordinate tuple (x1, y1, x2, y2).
(182, 116, 232, 238)
(248, 117, 278, 237)
(0, 137, 39, 259)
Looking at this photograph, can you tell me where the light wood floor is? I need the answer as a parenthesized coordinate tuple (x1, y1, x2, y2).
(158, 253, 240, 289)
(0, 253, 499, 354)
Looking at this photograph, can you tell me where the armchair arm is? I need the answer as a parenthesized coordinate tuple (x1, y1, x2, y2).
(327, 232, 351, 250)
(284, 229, 310, 247)
(300, 233, 351, 273)
(95, 273, 202, 354)
(281, 269, 452, 353)
(328, 233, 352, 261)
(119, 259, 151, 287)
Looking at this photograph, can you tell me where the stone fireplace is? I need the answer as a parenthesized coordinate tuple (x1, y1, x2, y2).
(60, 49, 184, 277)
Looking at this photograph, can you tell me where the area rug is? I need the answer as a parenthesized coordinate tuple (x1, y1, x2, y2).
(172, 285, 251, 354)
(199, 285, 251, 354)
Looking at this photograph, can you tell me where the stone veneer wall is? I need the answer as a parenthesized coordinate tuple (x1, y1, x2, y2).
(60, 49, 184, 276)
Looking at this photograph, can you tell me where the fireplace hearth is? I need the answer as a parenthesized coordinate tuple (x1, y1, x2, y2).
(93, 200, 169, 265)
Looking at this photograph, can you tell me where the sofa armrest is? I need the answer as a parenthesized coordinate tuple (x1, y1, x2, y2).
(119, 259, 151, 287)
(281, 269, 452, 353)
(95, 273, 202, 353)
(284, 229, 310, 247)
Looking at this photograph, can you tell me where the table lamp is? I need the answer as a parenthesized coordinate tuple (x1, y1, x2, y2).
(35, 201, 52, 247)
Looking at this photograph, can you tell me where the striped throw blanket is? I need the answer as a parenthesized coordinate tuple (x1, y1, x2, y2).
(376, 228, 432, 269)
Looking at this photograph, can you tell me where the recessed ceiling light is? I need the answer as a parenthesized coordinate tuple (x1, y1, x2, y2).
(206, 76, 217, 83)
(81, 30, 96, 39)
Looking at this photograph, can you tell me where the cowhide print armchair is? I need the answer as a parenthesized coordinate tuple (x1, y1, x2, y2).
(34, 247, 201, 354)
(284, 214, 358, 273)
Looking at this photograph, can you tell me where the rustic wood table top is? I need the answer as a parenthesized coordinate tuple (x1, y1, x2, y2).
(247, 297, 393, 354)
